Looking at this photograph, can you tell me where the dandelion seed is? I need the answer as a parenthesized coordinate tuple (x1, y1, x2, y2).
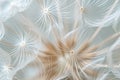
(75, 0, 120, 27)
(37, 26, 120, 80)
(0, 0, 120, 80)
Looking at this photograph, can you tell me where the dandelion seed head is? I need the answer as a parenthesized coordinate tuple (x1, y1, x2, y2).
(0, 0, 120, 80)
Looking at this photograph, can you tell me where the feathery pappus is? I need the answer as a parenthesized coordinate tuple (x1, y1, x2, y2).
(0, 0, 120, 80)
